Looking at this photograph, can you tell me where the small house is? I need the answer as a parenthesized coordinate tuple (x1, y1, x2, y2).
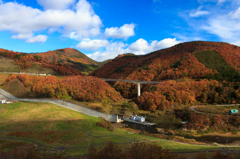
(130, 115, 145, 122)
(135, 116, 145, 122)
(0, 100, 6, 104)
(130, 115, 136, 120)
(228, 109, 238, 115)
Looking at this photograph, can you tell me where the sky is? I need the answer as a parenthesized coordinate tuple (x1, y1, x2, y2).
(0, 0, 240, 62)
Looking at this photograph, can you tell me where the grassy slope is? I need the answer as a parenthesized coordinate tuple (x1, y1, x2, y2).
(0, 55, 58, 75)
(2, 79, 38, 98)
(0, 56, 20, 72)
(0, 102, 219, 157)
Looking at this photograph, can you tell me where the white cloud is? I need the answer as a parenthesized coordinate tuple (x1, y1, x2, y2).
(104, 23, 135, 39)
(76, 39, 109, 51)
(190, 10, 209, 17)
(190, 6, 209, 17)
(37, 0, 76, 10)
(86, 41, 127, 61)
(26, 35, 48, 43)
(128, 38, 182, 55)
(69, 31, 82, 40)
(12, 33, 33, 40)
(87, 38, 182, 61)
(218, 0, 227, 4)
(229, 7, 240, 19)
(0, 0, 3, 4)
(0, 0, 102, 42)
(202, 6, 240, 43)
(11, 33, 47, 43)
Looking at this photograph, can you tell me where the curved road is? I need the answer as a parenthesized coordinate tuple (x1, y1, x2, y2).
(189, 104, 240, 115)
(1, 87, 240, 158)
(189, 106, 206, 114)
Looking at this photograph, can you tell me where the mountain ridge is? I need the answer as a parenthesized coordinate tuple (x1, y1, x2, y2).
(90, 41, 240, 82)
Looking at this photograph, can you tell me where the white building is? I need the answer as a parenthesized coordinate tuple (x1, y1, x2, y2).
(0, 100, 12, 104)
(0, 100, 6, 104)
(130, 115, 145, 122)
(130, 115, 137, 120)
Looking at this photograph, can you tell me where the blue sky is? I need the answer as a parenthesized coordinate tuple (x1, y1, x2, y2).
(0, 0, 240, 61)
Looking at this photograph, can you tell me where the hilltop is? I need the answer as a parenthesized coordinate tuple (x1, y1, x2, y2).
(90, 41, 240, 82)
(35, 48, 100, 74)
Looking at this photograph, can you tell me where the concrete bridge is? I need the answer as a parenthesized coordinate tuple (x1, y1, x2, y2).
(101, 78, 162, 97)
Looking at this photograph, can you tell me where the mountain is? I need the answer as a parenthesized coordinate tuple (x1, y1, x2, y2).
(0, 48, 110, 75)
(88, 41, 240, 109)
(35, 48, 100, 74)
(90, 41, 240, 82)
(0, 48, 83, 75)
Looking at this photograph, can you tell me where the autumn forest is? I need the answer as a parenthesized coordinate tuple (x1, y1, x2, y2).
(1, 41, 240, 112)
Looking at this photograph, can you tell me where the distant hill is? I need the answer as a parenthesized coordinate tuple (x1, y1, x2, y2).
(0, 48, 111, 75)
(0, 48, 83, 75)
(90, 41, 240, 82)
(35, 48, 100, 74)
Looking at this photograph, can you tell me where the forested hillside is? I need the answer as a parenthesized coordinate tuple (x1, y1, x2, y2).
(2, 41, 240, 112)
(4, 74, 123, 102)
(91, 41, 240, 82)
(135, 79, 240, 111)
(0, 48, 83, 75)
(0, 48, 109, 75)
(90, 41, 240, 103)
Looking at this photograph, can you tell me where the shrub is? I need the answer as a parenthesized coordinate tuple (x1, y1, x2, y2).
(193, 152, 208, 159)
(87, 141, 187, 159)
(231, 130, 238, 134)
(96, 118, 116, 132)
(197, 130, 205, 135)
(142, 65, 151, 70)
(187, 114, 210, 130)
(212, 150, 233, 159)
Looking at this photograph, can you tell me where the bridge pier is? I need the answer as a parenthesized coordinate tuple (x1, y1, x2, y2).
(101, 78, 162, 98)
(137, 83, 140, 97)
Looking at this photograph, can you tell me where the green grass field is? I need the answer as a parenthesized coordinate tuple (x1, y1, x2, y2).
(0, 101, 221, 157)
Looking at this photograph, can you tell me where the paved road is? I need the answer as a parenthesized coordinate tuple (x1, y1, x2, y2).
(189, 105, 240, 115)
(189, 106, 206, 114)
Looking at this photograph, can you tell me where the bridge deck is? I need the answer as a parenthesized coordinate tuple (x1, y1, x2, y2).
(101, 78, 162, 84)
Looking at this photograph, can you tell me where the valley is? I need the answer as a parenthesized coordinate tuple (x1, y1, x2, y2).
(1, 41, 240, 158)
